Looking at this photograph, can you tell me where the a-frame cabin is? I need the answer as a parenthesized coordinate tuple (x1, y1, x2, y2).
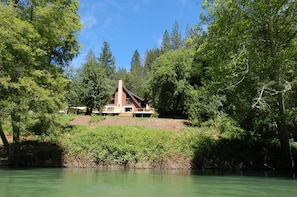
(102, 80, 154, 117)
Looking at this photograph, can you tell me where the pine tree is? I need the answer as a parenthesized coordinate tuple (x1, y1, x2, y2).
(130, 50, 142, 76)
(126, 50, 144, 97)
(68, 50, 112, 114)
(161, 30, 172, 53)
(171, 21, 183, 50)
(143, 48, 161, 80)
(98, 41, 116, 79)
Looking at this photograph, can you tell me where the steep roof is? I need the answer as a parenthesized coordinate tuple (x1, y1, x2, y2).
(114, 84, 144, 108)
(123, 85, 144, 107)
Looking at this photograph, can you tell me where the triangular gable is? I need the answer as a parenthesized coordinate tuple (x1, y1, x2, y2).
(123, 85, 144, 108)
(111, 82, 144, 108)
(102, 80, 154, 116)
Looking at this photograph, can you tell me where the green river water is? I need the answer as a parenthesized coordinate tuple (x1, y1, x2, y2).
(0, 168, 296, 197)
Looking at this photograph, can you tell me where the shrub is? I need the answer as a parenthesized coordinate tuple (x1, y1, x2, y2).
(201, 115, 245, 139)
(66, 126, 173, 166)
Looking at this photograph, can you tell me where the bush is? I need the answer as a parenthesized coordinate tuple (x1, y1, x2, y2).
(65, 125, 205, 168)
(201, 115, 245, 139)
(68, 126, 167, 166)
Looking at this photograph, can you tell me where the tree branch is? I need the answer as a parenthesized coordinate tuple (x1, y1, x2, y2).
(252, 84, 266, 108)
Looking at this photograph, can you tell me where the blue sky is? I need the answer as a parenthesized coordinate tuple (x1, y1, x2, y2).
(71, 0, 202, 70)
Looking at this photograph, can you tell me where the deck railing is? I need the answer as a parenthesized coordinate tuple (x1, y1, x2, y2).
(135, 108, 154, 113)
(102, 107, 154, 114)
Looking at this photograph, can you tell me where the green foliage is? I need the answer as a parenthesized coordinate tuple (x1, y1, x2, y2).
(65, 125, 208, 167)
(186, 87, 226, 125)
(201, 115, 245, 139)
(98, 41, 116, 79)
(199, 0, 297, 169)
(161, 30, 171, 53)
(172, 131, 212, 158)
(55, 114, 76, 126)
(67, 50, 112, 113)
(171, 21, 183, 50)
(0, 0, 81, 163)
(65, 123, 268, 169)
(147, 49, 194, 117)
(143, 48, 161, 80)
(125, 50, 145, 97)
(114, 67, 128, 82)
(27, 0, 82, 66)
(67, 126, 170, 165)
(160, 21, 184, 52)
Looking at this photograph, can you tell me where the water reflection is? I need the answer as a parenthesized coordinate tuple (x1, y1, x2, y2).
(0, 168, 296, 197)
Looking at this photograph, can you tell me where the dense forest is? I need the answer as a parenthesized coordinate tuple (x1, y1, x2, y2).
(1, 0, 297, 170)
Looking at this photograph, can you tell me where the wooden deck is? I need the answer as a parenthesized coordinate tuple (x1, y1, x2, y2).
(102, 107, 154, 117)
(119, 113, 133, 117)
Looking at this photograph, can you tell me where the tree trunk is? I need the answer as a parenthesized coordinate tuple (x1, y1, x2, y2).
(10, 110, 21, 166)
(85, 107, 93, 115)
(266, 0, 294, 170)
(276, 92, 294, 170)
(0, 122, 9, 156)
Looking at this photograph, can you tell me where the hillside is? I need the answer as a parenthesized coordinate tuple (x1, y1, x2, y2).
(71, 116, 191, 132)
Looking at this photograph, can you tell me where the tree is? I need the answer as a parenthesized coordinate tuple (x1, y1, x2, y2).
(130, 50, 142, 76)
(98, 41, 116, 79)
(126, 50, 145, 97)
(67, 50, 112, 115)
(200, 0, 297, 170)
(0, 0, 81, 164)
(114, 67, 128, 84)
(16, 0, 81, 66)
(184, 24, 200, 49)
(0, 3, 45, 163)
(147, 49, 194, 117)
(185, 24, 194, 41)
(143, 48, 161, 80)
(161, 30, 172, 53)
(171, 21, 183, 50)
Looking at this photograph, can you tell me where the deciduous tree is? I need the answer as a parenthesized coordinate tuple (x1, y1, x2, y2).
(148, 49, 194, 117)
(200, 0, 297, 170)
(0, 0, 81, 164)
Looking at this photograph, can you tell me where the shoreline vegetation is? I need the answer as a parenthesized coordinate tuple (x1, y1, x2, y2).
(1, 114, 296, 170)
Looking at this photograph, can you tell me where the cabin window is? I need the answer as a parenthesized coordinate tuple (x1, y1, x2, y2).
(126, 98, 132, 104)
(124, 107, 133, 112)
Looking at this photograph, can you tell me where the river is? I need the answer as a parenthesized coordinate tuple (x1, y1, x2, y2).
(0, 168, 296, 197)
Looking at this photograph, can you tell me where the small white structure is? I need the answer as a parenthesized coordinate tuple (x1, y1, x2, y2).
(67, 106, 87, 114)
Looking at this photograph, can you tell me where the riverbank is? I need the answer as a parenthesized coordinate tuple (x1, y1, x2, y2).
(0, 116, 195, 168)
(1, 115, 296, 170)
